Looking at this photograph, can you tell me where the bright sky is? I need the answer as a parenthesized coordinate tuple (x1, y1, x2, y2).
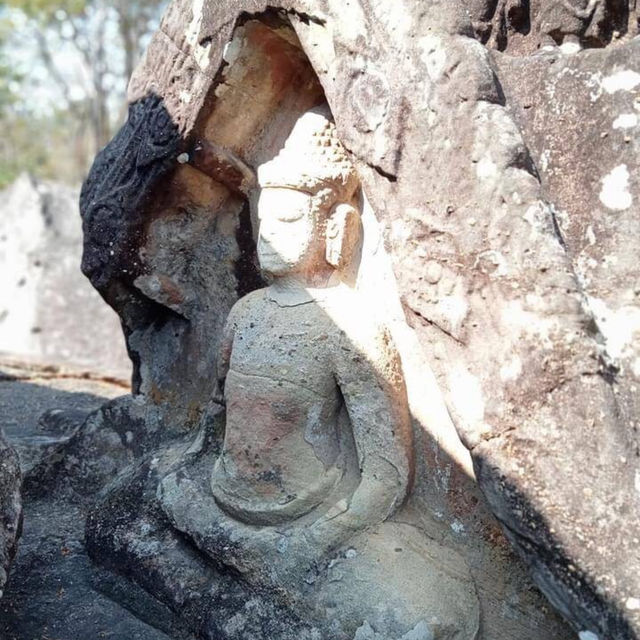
(3, 5, 134, 119)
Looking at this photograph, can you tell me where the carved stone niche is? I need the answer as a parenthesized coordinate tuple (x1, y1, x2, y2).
(81, 18, 327, 431)
(76, 13, 578, 640)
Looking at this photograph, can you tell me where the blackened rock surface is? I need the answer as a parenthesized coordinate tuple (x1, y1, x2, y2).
(79, 95, 184, 400)
(0, 433, 21, 599)
(80, 94, 181, 295)
(0, 499, 183, 640)
(80, 91, 248, 421)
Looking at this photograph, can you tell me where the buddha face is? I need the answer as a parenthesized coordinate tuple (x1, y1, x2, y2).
(257, 186, 324, 277)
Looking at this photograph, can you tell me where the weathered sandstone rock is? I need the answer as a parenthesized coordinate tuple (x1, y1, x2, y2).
(75, 1, 640, 639)
(493, 39, 640, 639)
(0, 175, 130, 376)
(0, 362, 175, 639)
(468, 0, 638, 54)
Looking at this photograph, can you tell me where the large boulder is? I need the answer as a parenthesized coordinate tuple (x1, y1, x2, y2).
(0, 361, 177, 639)
(0, 174, 130, 376)
(77, 1, 639, 639)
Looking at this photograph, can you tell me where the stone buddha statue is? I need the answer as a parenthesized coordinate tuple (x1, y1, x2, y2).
(159, 107, 479, 640)
(210, 107, 415, 553)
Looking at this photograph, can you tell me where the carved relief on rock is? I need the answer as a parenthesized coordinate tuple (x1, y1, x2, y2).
(159, 107, 480, 639)
(468, 0, 634, 53)
(537, 0, 618, 49)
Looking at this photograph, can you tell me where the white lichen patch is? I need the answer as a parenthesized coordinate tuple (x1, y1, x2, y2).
(560, 41, 581, 55)
(419, 34, 446, 81)
(599, 165, 632, 211)
(390, 219, 412, 243)
(601, 70, 640, 94)
(578, 631, 599, 640)
(501, 299, 561, 349)
(539, 149, 551, 173)
(613, 113, 638, 129)
(450, 520, 465, 534)
(439, 295, 470, 337)
(586, 296, 640, 363)
(587, 71, 604, 102)
(476, 156, 497, 180)
(626, 597, 640, 611)
(448, 367, 485, 427)
(333, 1, 367, 44)
(185, 0, 211, 70)
(500, 356, 523, 382)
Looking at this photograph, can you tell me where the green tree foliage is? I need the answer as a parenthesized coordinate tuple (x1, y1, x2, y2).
(0, 0, 166, 188)
(0, 17, 19, 110)
(3, 0, 87, 19)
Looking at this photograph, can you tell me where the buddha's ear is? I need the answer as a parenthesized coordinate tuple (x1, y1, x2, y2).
(325, 203, 361, 269)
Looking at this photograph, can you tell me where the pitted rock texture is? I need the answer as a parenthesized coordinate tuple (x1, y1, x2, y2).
(78, 1, 639, 639)
(0, 433, 21, 599)
(0, 362, 181, 639)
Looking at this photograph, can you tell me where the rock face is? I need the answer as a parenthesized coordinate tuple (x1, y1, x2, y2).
(75, 1, 639, 639)
(492, 41, 640, 639)
(0, 361, 178, 639)
(0, 174, 130, 376)
(0, 433, 21, 599)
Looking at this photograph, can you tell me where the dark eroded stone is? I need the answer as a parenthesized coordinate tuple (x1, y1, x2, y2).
(0, 434, 21, 598)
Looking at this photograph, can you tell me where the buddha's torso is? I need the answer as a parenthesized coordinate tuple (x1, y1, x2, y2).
(211, 289, 358, 525)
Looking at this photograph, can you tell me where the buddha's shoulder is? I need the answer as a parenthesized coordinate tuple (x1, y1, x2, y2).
(226, 288, 269, 320)
(237, 287, 270, 305)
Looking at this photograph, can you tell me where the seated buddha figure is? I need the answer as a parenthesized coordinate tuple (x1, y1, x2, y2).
(210, 107, 415, 558)
(160, 107, 478, 640)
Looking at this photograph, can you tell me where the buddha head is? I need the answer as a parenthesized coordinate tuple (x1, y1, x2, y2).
(256, 107, 361, 280)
